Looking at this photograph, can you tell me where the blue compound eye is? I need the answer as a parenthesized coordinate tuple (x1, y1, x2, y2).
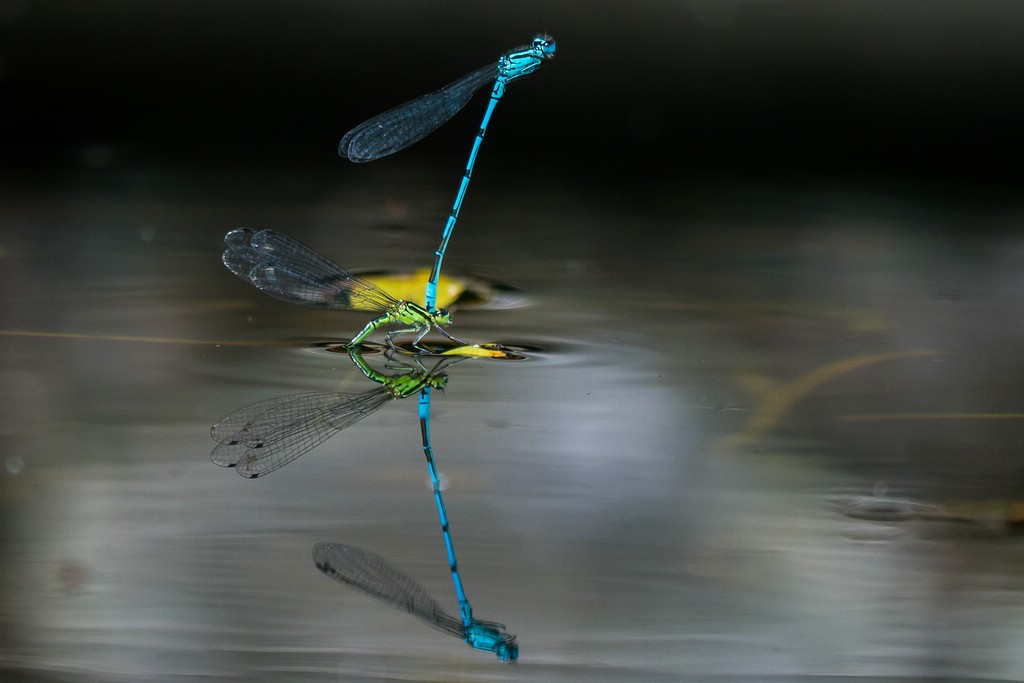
(533, 35, 557, 57)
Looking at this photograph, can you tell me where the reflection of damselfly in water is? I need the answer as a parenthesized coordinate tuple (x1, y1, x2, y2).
(314, 543, 518, 662)
(222, 228, 465, 349)
(210, 347, 459, 478)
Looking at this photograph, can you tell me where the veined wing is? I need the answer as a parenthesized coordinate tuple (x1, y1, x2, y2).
(339, 64, 497, 162)
(313, 543, 465, 639)
(223, 228, 400, 313)
(210, 389, 394, 478)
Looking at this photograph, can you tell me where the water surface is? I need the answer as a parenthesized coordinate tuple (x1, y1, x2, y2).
(2, 161, 1024, 682)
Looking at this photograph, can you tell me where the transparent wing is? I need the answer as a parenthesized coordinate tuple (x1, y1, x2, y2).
(222, 228, 400, 313)
(339, 64, 496, 162)
(313, 543, 465, 639)
(210, 390, 394, 478)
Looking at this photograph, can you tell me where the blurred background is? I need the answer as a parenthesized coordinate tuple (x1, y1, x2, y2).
(5, 0, 1023, 190)
(2, 1, 1024, 681)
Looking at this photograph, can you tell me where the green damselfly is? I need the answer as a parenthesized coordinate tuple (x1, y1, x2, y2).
(222, 228, 462, 349)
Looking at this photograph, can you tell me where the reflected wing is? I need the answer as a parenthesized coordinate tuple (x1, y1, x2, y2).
(210, 390, 393, 478)
(223, 228, 400, 313)
(313, 543, 464, 639)
(339, 64, 496, 162)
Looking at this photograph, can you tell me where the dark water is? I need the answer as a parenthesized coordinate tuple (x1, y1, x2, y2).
(2, 159, 1024, 682)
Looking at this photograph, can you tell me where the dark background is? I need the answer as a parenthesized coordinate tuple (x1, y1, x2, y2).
(3, 0, 1023, 199)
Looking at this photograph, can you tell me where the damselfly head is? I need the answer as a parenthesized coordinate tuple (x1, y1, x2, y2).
(433, 307, 454, 325)
(496, 638, 519, 663)
(532, 35, 556, 59)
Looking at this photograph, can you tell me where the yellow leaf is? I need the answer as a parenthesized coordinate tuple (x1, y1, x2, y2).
(360, 269, 465, 310)
(441, 344, 513, 359)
